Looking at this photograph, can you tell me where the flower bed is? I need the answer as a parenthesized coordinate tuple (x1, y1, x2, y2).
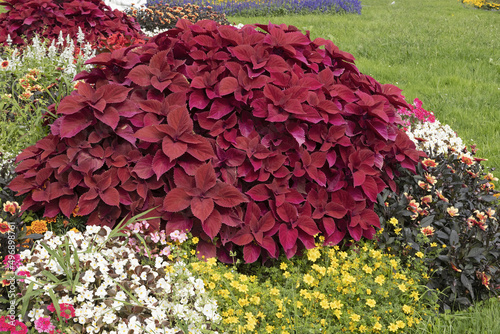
(0, 2, 499, 333)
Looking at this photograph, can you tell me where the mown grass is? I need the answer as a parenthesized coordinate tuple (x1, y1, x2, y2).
(417, 297, 500, 334)
(229, 0, 500, 175)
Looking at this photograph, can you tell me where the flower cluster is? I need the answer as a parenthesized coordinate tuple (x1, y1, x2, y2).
(0, 31, 97, 156)
(125, 1, 230, 36)
(149, 0, 362, 17)
(376, 144, 500, 310)
(405, 118, 466, 156)
(397, 98, 436, 131)
(9, 223, 222, 334)
(188, 239, 436, 333)
(461, 0, 500, 10)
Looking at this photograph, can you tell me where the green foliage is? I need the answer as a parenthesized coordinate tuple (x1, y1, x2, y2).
(0, 34, 95, 155)
(375, 149, 500, 311)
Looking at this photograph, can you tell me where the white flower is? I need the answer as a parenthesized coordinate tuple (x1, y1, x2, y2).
(115, 290, 127, 302)
(82, 289, 94, 301)
(102, 311, 117, 324)
(95, 284, 108, 298)
(82, 270, 96, 284)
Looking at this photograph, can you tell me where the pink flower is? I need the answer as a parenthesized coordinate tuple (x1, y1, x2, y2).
(34, 317, 55, 333)
(3, 254, 22, 271)
(170, 230, 188, 243)
(0, 316, 14, 331)
(48, 303, 75, 320)
(15, 270, 31, 282)
(160, 246, 171, 257)
(11, 320, 28, 334)
(150, 232, 160, 243)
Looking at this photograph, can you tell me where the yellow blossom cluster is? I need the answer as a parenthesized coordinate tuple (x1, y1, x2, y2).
(188, 240, 433, 333)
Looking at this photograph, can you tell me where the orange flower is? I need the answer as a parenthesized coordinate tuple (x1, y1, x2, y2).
(451, 263, 462, 272)
(435, 189, 449, 202)
(30, 220, 48, 234)
(460, 154, 474, 166)
(422, 158, 438, 168)
(420, 226, 435, 236)
(447, 206, 459, 217)
(72, 205, 80, 217)
(3, 201, 20, 215)
(484, 173, 499, 182)
(476, 272, 490, 289)
(424, 173, 437, 185)
(0, 220, 12, 234)
(418, 181, 430, 191)
(421, 195, 432, 206)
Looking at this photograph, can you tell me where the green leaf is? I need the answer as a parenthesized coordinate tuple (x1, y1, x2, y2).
(449, 230, 459, 246)
(466, 247, 485, 258)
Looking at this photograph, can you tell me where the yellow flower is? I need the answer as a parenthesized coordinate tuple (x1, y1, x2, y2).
(389, 259, 398, 269)
(388, 323, 399, 332)
(366, 299, 376, 308)
(350, 313, 361, 322)
(320, 299, 330, 309)
(430, 242, 437, 247)
(208, 282, 215, 289)
(280, 262, 288, 270)
(265, 325, 274, 333)
(270, 287, 280, 296)
(303, 273, 315, 286)
(307, 247, 321, 262)
(373, 322, 382, 331)
(275, 312, 283, 319)
(398, 283, 407, 292)
(207, 257, 217, 266)
(223, 272, 234, 280)
(192, 236, 199, 244)
(374, 275, 385, 285)
(30, 220, 48, 234)
(388, 217, 398, 226)
(250, 296, 260, 305)
(394, 228, 402, 235)
(402, 305, 412, 314)
(415, 252, 424, 259)
(69, 227, 79, 233)
(330, 299, 343, 309)
(366, 288, 371, 295)
(410, 291, 419, 301)
(362, 265, 373, 274)
(396, 320, 406, 329)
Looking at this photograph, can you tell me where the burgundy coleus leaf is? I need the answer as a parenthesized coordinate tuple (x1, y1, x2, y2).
(234, 134, 271, 171)
(77, 169, 121, 216)
(163, 163, 248, 236)
(135, 106, 215, 161)
(276, 202, 320, 252)
(231, 202, 277, 253)
(292, 148, 327, 186)
(127, 50, 189, 93)
(260, 83, 308, 122)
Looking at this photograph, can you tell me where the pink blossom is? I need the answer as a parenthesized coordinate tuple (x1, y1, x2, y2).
(3, 254, 22, 271)
(34, 317, 55, 333)
(160, 246, 171, 257)
(15, 270, 31, 282)
(170, 230, 188, 243)
(11, 320, 28, 334)
(150, 232, 160, 243)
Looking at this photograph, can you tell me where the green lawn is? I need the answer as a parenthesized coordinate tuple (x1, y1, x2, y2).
(229, 0, 500, 175)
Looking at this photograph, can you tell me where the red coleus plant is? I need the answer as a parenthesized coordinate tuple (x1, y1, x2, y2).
(0, 0, 144, 48)
(10, 19, 425, 263)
